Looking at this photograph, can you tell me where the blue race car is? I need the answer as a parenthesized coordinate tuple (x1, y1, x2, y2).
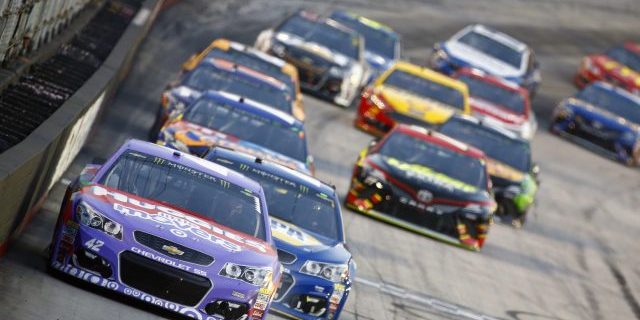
(206, 147, 355, 320)
(551, 81, 640, 165)
(157, 90, 315, 175)
(48, 140, 281, 320)
(329, 11, 401, 84)
(428, 24, 541, 96)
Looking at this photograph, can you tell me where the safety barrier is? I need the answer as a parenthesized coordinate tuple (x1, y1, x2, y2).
(0, 0, 164, 256)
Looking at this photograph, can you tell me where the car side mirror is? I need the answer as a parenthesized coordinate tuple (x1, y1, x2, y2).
(531, 163, 541, 184)
(369, 139, 378, 149)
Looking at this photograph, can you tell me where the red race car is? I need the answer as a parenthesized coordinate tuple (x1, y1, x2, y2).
(454, 68, 537, 140)
(575, 42, 640, 95)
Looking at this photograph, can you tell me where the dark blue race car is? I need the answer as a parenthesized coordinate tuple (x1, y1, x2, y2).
(329, 11, 401, 84)
(206, 148, 354, 320)
(428, 24, 541, 96)
(551, 81, 640, 165)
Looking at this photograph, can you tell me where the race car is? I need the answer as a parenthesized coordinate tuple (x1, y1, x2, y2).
(157, 90, 314, 175)
(255, 10, 368, 107)
(206, 148, 355, 320)
(152, 57, 296, 137)
(355, 61, 470, 137)
(575, 42, 640, 95)
(346, 124, 496, 251)
(454, 68, 537, 140)
(329, 11, 400, 84)
(550, 81, 640, 166)
(48, 139, 281, 320)
(439, 115, 539, 227)
(181, 38, 305, 120)
(428, 24, 541, 96)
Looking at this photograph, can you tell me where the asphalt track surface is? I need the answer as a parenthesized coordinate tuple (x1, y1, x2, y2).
(1, 0, 640, 319)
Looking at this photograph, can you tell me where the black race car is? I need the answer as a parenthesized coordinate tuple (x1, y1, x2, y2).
(346, 124, 496, 250)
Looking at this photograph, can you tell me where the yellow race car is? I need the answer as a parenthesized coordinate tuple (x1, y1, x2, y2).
(355, 61, 470, 137)
(182, 38, 305, 121)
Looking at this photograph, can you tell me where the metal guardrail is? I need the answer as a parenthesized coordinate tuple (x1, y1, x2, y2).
(0, 0, 162, 257)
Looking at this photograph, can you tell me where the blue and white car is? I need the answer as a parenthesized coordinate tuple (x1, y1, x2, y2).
(429, 24, 541, 96)
(206, 147, 355, 320)
(330, 11, 401, 84)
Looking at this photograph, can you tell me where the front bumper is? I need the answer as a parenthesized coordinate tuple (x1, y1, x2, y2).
(50, 220, 267, 320)
(345, 176, 489, 251)
(270, 270, 349, 320)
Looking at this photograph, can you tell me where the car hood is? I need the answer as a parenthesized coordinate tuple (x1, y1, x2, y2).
(75, 185, 277, 266)
(565, 98, 640, 132)
(377, 85, 458, 124)
(168, 120, 310, 174)
(367, 153, 490, 203)
(270, 217, 350, 264)
(469, 96, 526, 125)
(593, 55, 640, 85)
(275, 32, 351, 68)
(485, 158, 525, 183)
(444, 41, 524, 78)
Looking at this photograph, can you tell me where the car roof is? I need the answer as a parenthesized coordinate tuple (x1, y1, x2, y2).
(290, 9, 360, 37)
(444, 114, 525, 142)
(589, 81, 640, 105)
(455, 68, 526, 94)
(194, 90, 303, 128)
(456, 24, 527, 52)
(330, 11, 397, 36)
(198, 57, 288, 91)
(391, 124, 486, 159)
(383, 61, 469, 94)
(118, 139, 263, 194)
(207, 147, 336, 196)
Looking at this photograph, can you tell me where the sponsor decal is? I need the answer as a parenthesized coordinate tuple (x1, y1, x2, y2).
(314, 285, 325, 293)
(232, 291, 246, 299)
(416, 190, 433, 203)
(385, 157, 479, 193)
(270, 217, 321, 247)
(485, 159, 524, 182)
(131, 247, 207, 276)
(88, 185, 270, 254)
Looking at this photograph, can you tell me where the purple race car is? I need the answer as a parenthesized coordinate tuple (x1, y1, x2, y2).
(48, 139, 281, 320)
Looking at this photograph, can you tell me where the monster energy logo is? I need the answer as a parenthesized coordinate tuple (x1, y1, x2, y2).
(239, 164, 250, 171)
(299, 185, 309, 194)
(153, 157, 166, 165)
(220, 180, 230, 188)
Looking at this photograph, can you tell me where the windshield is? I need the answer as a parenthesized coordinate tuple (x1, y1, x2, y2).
(457, 30, 523, 68)
(331, 15, 397, 59)
(458, 75, 526, 114)
(576, 85, 640, 124)
(208, 48, 297, 98)
(439, 119, 531, 172)
(184, 65, 292, 114)
(184, 98, 307, 161)
(383, 70, 465, 110)
(100, 151, 265, 239)
(377, 132, 487, 189)
(277, 15, 360, 59)
(606, 46, 640, 72)
(210, 159, 340, 241)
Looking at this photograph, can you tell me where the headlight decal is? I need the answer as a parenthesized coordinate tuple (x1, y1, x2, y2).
(77, 202, 123, 240)
(219, 262, 272, 287)
(300, 260, 348, 282)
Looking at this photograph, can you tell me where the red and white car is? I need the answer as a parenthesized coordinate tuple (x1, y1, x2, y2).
(454, 68, 537, 140)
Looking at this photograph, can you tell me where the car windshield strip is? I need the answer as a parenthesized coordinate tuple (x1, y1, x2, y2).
(439, 119, 531, 172)
(184, 65, 292, 113)
(99, 150, 266, 239)
(184, 98, 307, 162)
(383, 70, 465, 110)
(606, 46, 640, 72)
(459, 75, 525, 114)
(577, 85, 640, 124)
(212, 159, 340, 241)
(377, 132, 487, 189)
(331, 16, 397, 59)
(277, 15, 360, 59)
(457, 31, 523, 68)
